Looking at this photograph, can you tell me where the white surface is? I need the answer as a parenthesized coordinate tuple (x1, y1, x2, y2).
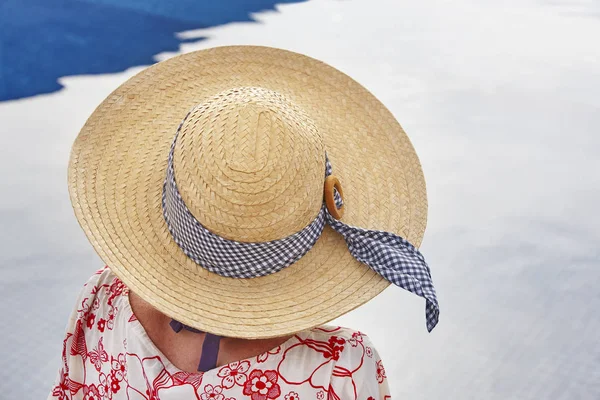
(0, 0, 599, 398)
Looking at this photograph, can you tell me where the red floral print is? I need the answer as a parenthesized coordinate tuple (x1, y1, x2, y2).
(217, 360, 251, 389)
(284, 391, 300, 400)
(48, 267, 391, 400)
(86, 312, 96, 329)
(97, 318, 106, 332)
(257, 346, 281, 363)
(83, 384, 101, 400)
(79, 296, 92, 318)
(277, 333, 348, 389)
(98, 372, 112, 399)
(107, 278, 127, 306)
(126, 354, 173, 399)
(201, 384, 225, 400)
(172, 371, 203, 389)
(110, 374, 121, 394)
(110, 353, 127, 382)
(51, 371, 69, 400)
(324, 336, 345, 360)
(71, 319, 88, 361)
(107, 305, 117, 330)
(376, 360, 386, 383)
(88, 337, 108, 372)
(347, 331, 364, 348)
(243, 369, 281, 400)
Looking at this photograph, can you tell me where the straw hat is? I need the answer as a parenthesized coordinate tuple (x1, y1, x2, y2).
(68, 45, 429, 339)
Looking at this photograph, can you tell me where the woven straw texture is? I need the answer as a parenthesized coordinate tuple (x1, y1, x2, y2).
(68, 45, 428, 339)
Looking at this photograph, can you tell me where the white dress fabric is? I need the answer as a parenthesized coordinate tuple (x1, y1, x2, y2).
(48, 267, 392, 400)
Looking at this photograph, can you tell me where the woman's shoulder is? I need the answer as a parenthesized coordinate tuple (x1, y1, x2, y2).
(275, 325, 389, 396)
(75, 265, 121, 297)
(302, 324, 377, 346)
(284, 324, 382, 365)
(83, 265, 122, 289)
(69, 266, 130, 331)
(78, 266, 127, 302)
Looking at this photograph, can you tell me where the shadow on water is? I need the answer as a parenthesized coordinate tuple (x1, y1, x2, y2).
(0, 0, 307, 101)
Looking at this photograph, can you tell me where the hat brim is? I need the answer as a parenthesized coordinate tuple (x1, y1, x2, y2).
(68, 45, 427, 339)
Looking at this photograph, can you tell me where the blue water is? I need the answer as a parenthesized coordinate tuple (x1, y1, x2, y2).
(0, 0, 306, 101)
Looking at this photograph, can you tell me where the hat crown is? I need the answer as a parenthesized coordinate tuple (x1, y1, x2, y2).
(173, 87, 325, 242)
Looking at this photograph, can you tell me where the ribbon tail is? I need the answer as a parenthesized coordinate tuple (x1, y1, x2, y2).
(328, 215, 440, 332)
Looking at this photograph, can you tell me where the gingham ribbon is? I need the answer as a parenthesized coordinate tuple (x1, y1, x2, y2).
(162, 119, 440, 332)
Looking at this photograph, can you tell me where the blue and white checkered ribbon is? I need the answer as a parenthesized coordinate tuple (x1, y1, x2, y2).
(162, 116, 440, 332)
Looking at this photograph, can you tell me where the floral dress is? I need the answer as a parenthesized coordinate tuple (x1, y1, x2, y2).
(48, 267, 392, 400)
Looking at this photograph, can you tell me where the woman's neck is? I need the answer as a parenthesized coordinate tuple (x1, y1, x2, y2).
(128, 290, 293, 373)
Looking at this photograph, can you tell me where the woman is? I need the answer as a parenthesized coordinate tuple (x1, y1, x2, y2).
(49, 46, 439, 399)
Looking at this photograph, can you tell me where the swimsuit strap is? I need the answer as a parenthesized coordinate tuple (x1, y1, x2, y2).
(169, 319, 222, 372)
